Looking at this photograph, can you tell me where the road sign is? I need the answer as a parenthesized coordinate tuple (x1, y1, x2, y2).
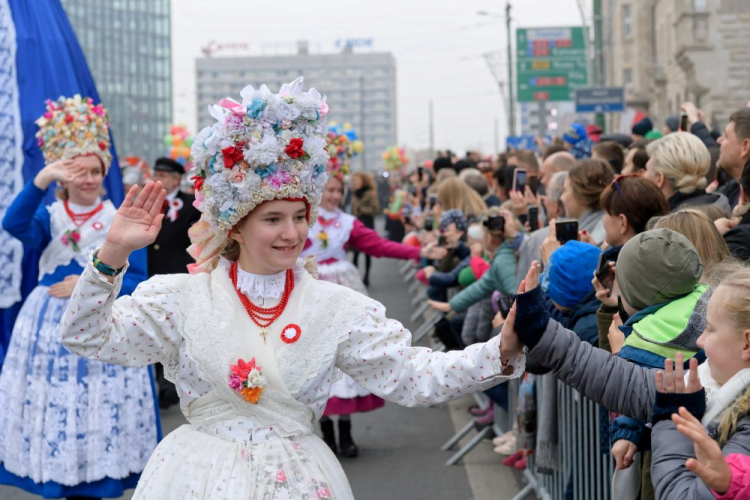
(575, 87, 625, 113)
(516, 27, 588, 103)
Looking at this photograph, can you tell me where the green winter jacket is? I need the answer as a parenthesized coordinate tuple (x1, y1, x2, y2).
(449, 242, 517, 313)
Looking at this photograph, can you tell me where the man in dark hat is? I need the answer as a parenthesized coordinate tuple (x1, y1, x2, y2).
(148, 157, 201, 276)
(149, 157, 202, 408)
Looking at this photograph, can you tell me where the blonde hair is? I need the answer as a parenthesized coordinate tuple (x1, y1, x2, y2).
(437, 177, 487, 219)
(650, 209, 731, 270)
(646, 132, 710, 194)
(714, 267, 750, 445)
(436, 168, 457, 184)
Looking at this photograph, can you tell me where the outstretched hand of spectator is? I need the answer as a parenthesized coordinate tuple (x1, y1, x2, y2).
(656, 353, 702, 394)
(510, 189, 528, 216)
(523, 260, 541, 292)
(608, 314, 625, 354)
(540, 219, 561, 266)
(672, 407, 731, 495)
(427, 300, 451, 313)
(715, 217, 739, 235)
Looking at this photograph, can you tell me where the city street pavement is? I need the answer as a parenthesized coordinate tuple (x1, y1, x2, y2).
(0, 222, 525, 499)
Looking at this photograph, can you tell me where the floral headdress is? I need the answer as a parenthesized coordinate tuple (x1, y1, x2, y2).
(35, 95, 111, 170)
(325, 124, 363, 183)
(187, 77, 330, 273)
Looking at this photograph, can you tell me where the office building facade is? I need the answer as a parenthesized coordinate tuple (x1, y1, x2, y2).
(61, 0, 172, 165)
(196, 46, 397, 172)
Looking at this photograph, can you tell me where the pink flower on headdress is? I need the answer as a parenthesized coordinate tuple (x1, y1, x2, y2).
(267, 171, 291, 189)
(276, 469, 287, 482)
(317, 487, 331, 499)
(230, 169, 245, 183)
(281, 120, 292, 130)
(319, 101, 329, 117)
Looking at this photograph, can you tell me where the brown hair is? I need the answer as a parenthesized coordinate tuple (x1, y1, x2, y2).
(568, 158, 615, 211)
(592, 141, 625, 174)
(542, 145, 567, 161)
(437, 177, 488, 219)
(508, 150, 540, 173)
(351, 171, 376, 191)
(730, 108, 750, 142)
(600, 176, 669, 234)
(650, 209, 731, 270)
(221, 238, 240, 261)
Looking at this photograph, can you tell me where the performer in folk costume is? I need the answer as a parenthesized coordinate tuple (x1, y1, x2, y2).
(0, 96, 159, 499)
(61, 78, 524, 499)
(148, 157, 202, 409)
(301, 145, 447, 457)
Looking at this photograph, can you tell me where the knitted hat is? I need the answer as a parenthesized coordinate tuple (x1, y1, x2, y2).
(187, 77, 330, 272)
(665, 115, 680, 133)
(35, 95, 111, 170)
(546, 241, 601, 309)
(645, 130, 663, 140)
(616, 228, 702, 311)
(632, 117, 654, 136)
(563, 123, 588, 146)
(439, 209, 468, 233)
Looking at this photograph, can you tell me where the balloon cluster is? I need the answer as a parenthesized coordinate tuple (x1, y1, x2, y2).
(382, 146, 408, 173)
(163, 125, 194, 167)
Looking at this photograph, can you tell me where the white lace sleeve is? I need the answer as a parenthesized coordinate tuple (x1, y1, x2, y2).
(61, 258, 181, 367)
(336, 302, 525, 407)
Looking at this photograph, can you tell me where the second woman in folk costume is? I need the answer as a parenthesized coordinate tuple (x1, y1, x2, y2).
(0, 96, 160, 499)
(302, 135, 447, 457)
(61, 78, 523, 499)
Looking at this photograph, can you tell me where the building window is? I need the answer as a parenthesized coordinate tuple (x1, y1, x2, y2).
(622, 4, 633, 39)
(694, 0, 707, 11)
(624, 69, 632, 86)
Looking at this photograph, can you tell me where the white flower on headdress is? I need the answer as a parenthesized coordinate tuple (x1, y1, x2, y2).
(244, 132, 282, 168)
(303, 136, 329, 168)
(269, 100, 301, 123)
(279, 77, 305, 99)
(297, 87, 324, 120)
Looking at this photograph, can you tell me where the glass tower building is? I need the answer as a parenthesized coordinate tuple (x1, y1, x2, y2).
(60, 0, 172, 165)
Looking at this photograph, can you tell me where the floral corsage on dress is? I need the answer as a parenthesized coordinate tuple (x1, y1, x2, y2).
(229, 357, 266, 404)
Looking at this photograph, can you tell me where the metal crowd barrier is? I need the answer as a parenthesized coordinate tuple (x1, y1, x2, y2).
(398, 258, 615, 500)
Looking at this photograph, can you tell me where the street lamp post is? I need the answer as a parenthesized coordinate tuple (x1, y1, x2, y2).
(505, 2, 515, 137)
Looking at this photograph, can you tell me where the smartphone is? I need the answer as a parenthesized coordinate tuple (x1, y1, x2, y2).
(496, 294, 516, 320)
(595, 253, 614, 292)
(513, 168, 527, 193)
(483, 215, 505, 233)
(679, 112, 689, 132)
(528, 206, 539, 231)
(529, 176, 540, 196)
(555, 220, 579, 244)
(423, 216, 434, 231)
(428, 194, 437, 210)
(417, 166, 424, 182)
(437, 234, 448, 247)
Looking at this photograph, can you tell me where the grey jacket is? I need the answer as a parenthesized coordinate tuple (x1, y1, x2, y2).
(529, 319, 750, 499)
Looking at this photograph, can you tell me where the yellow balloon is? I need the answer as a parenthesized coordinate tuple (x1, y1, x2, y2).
(173, 136, 183, 147)
(343, 123, 352, 131)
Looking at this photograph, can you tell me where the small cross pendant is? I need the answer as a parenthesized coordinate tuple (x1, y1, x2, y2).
(260, 329, 268, 344)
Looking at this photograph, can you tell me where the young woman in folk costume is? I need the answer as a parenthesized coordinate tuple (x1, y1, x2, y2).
(60, 78, 524, 499)
(0, 96, 159, 499)
(301, 135, 447, 457)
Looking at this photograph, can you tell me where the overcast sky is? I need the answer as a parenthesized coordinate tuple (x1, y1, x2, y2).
(172, 0, 587, 155)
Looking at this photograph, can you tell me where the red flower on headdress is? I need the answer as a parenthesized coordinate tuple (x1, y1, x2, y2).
(222, 145, 244, 169)
(191, 175, 204, 192)
(98, 141, 107, 151)
(285, 138, 305, 159)
(65, 115, 74, 124)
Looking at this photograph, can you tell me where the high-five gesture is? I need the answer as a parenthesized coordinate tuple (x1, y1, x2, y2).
(98, 181, 166, 270)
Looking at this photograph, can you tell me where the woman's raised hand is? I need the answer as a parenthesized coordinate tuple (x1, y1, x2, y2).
(523, 260, 541, 293)
(98, 181, 166, 269)
(33, 159, 86, 190)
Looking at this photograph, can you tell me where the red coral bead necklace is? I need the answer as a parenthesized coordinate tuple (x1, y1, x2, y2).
(230, 260, 294, 344)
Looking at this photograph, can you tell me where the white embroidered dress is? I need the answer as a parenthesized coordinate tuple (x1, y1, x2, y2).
(61, 257, 524, 499)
